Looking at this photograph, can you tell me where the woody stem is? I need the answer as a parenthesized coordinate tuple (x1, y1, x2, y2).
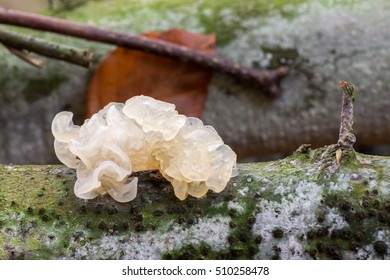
(337, 80, 356, 150)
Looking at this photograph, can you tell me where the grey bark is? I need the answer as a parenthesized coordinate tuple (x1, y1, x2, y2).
(1, 0, 390, 164)
(202, 0, 390, 157)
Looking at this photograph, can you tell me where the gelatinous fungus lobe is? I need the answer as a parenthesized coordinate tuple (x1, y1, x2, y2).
(52, 96, 238, 203)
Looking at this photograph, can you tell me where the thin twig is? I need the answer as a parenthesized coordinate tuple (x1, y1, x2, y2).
(0, 7, 287, 95)
(337, 80, 356, 150)
(0, 28, 95, 68)
(5, 45, 44, 68)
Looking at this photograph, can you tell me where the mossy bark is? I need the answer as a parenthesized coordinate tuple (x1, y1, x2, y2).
(1, 147, 389, 260)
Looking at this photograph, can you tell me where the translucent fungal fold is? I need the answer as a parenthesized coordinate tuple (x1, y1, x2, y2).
(51, 95, 237, 202)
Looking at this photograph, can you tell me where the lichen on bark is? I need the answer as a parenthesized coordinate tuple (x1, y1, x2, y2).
(1, 146, 389, 259)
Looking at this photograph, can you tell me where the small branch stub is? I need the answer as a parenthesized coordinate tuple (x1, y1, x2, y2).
(5, 45, 44, 68)
(337, 80, 356, 150)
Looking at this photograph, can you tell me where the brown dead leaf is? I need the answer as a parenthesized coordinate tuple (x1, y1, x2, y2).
(86, 29, 215, 118)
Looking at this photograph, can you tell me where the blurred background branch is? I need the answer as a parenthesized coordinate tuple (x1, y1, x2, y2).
(0, 27, 95, 68)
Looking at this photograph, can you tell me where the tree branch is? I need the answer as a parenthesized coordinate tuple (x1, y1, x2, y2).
(0, 27, 95, 68)
(1, 148, 389, 260)
(0, 8, 287, 95)
(338, 80, 356, 150)
(4, 45, 44, 68)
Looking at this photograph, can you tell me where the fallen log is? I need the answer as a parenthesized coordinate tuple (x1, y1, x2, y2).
(0, 146, 389, 260)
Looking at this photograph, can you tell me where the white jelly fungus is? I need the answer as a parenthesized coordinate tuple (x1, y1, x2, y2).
(52, 95, 237, 202)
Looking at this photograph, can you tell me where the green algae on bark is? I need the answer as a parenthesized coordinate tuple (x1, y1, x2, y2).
(1, 147, 389, 259)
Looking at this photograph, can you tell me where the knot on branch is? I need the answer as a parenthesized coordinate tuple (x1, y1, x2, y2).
(338, 132, 356, 149)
